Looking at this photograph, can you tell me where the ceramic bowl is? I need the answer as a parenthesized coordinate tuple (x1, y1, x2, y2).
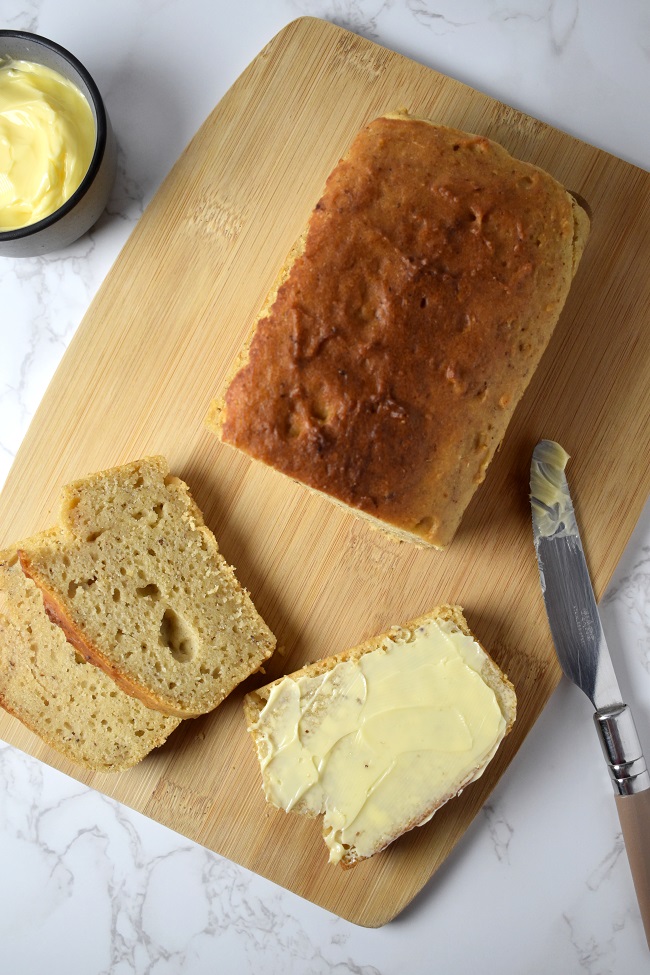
(0, 30, 117, 257)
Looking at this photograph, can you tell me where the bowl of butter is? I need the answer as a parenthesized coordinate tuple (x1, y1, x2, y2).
(0, 30, 117, 257)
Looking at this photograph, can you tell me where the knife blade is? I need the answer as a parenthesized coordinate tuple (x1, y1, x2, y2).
(531, 439, 650, 947)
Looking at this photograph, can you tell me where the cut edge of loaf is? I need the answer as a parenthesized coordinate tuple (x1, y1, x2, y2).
(206, 112, 590, 549)
(17, 456, 276, 718)
(243, 604, 516, 867)
(18, 545, 192, 715)
(0, 549, 181, 772)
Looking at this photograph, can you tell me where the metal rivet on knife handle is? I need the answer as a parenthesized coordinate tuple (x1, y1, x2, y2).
(594, 705, 650, 796)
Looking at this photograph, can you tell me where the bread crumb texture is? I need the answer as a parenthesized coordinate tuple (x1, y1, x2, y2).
(18, 457, 276, 717)
(0, 551, 181, 771)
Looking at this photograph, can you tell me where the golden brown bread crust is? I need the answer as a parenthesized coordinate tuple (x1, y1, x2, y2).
(243, 604, 516, 867)
(209, 113, 590, 548)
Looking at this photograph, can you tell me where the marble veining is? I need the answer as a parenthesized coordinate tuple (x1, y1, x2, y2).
(482, 801, 515, 864)
(586, 836, 626, 894)
(405, 0, 474, 32)
(1, 1, 650, 972)
(292, 0, 389, 39)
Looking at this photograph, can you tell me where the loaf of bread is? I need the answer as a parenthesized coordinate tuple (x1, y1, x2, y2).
(0, 551, 181, 771)
(18, 457, 276, 718)
(244, 605, 516, 867)
(208, 112, 590, 548)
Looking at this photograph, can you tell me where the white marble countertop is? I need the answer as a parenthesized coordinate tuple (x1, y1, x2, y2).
(2, 1, 650, 972)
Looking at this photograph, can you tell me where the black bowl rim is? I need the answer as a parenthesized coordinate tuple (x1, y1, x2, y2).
(0, 29, 108, 242)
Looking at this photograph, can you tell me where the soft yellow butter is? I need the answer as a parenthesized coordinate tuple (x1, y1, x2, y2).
(0, 58, 95, 231)
(530, 440, 577, 539)
(251, 618, 508, 864)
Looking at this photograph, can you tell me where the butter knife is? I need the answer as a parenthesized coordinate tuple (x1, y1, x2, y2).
(530, 439, 650, 947)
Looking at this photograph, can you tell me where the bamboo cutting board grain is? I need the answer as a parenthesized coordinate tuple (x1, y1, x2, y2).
(1, 18, 650, 926)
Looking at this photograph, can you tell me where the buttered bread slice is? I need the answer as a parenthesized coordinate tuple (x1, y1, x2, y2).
(0, 551, 181, 771)
(244, 605, 516, 867)
(18, 457, 276, 717)
(209, 112, 589, 548)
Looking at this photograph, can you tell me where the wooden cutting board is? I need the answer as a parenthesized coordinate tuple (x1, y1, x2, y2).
(1, 17, 649, 927)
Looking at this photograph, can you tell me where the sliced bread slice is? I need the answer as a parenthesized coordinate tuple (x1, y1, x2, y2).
(0, 550, 181, 771)
(244, 605, 516, 867)
(18, 456, 276, 717)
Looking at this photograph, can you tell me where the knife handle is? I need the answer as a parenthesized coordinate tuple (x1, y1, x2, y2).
(615, 790, 650, 948)
(594, 705, 650, 947)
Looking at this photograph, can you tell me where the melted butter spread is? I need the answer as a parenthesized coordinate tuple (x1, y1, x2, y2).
(530, 439, 578, 541)
(0, 58, 95, 230)
(252, 618, 508, 863)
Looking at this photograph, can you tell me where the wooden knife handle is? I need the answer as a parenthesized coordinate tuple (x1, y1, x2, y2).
(615, 789, 650, 948)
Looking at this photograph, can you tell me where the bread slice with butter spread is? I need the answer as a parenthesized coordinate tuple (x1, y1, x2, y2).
(244, 605, 516, 867)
